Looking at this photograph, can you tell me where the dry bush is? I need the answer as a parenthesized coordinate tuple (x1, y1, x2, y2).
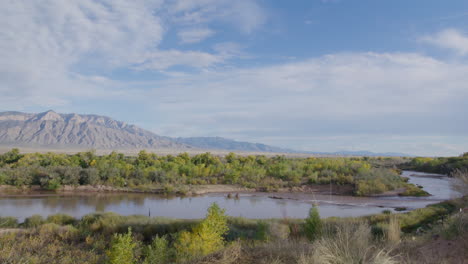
(190, 241, 242, 264)
(451, 168, 468, 196)
(312, 222, 397, 264)
(386, 216, 401, 244)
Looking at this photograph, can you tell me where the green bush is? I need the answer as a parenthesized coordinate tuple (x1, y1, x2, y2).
(46, 214, 76, 225)
(304, 205, 322, 241)
(143, 235, 170, 264)
(23, 214, 45, 228)
(107, 228, 139, 264)
(0, 217, 18, 228)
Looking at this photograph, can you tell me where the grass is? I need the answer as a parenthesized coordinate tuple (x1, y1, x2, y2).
(0, 195, 466, 264)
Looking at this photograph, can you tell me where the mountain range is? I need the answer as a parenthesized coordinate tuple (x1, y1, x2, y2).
(0, 110, 410, 156)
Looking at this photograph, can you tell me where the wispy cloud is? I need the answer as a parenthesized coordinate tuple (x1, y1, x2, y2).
(0, 0, 267, 107)
(169, 0, 267, 33)
(421, 29, 468, 55)
(134, 51, 468, 155)
(178, 28, 215, 44)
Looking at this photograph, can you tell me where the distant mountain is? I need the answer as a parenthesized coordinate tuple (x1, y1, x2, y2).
(0, 110, 188, 149)
(0, 110, 412, 156)
(174, 137, 295, 153)
(310, 150, 411, 157)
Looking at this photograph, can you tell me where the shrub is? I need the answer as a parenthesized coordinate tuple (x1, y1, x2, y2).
(46, 214, 76, 225)
(0, 217, 18, 228)
(143, 235, 170, 264)
(175, 203, 228, 261)
(312, 222, 396, 264)
(23, 214, 45, 228)
(442, 213, 468, 239)
(304, 205, 322, 241)
(107, 228, 138, 264)
(254, 221, 269, 241)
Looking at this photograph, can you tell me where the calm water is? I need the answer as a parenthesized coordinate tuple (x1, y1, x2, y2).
(0, 171, 461, 221)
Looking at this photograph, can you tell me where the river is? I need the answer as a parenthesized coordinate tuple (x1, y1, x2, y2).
(0, 171, 462, 221)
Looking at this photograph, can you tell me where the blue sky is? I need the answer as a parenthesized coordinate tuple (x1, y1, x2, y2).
(1, 0, 468, 156)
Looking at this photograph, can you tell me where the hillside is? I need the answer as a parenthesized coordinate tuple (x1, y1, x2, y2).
(174, 137, 295, 153)
(0, 110, 187, 150)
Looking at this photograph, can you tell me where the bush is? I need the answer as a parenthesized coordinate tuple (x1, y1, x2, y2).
(442, 213, 468, 239)
(46, 214, 76, 225)
(175, 203, 228, 261)
(0, 217, 18, 228)
(23, 214, 45, 228)
(304, 205, 322, 241)
(143, 235, 170, 264)
(312, 222, 396, 264)
(107, 228, 139, 264)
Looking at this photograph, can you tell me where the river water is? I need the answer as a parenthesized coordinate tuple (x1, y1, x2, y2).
(0, 171, 462, 221)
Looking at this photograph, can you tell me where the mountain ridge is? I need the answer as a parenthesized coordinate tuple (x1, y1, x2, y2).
(0, 110, 412, 156)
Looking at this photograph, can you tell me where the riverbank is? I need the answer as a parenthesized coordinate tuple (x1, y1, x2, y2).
(1, 195, 466, 264)
(0, 181, 410, 197)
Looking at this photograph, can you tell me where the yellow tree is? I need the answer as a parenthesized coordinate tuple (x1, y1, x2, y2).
(175, 203, 228, 262)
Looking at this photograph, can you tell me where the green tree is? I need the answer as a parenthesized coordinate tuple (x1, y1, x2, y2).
(304, 205, 322, 241)
(108, 228, 138, 264)
(1, 148, 23, 164)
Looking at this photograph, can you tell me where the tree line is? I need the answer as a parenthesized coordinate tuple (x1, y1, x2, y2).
(0, 148, 418, 195)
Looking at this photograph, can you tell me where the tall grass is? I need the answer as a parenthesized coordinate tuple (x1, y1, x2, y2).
(386, 216, 400, 244)
(311, 222, 396, 264)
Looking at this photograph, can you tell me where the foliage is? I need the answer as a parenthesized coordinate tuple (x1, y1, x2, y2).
(24, 214, 45, 228)
(304, 205, 322, 241)
(0, 217, 18, 228)
(0, 149, 421, 196)
(0, 196, 465, 264)
(175, 203, 228, 261)
(107, 228, 139, 264)
(143, 235, 170, 264)
(406, 154, 468, 175)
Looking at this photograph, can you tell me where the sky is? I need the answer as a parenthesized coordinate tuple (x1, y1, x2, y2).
(1, 0, 468, 156)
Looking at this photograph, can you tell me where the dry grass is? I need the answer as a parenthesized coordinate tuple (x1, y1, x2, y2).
(193, 221, 398, 264)
(190, 241, 242, 264)
(312, 222, 397, 264)
(386, 216, 401, 244)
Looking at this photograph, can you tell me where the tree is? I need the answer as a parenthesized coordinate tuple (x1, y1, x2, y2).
(304, 205, 322, 241)
(1, 148, 23, 164)
(144, 235, 169, 264)
(175, 203, 228, 261)
(107, 228, 138, 264)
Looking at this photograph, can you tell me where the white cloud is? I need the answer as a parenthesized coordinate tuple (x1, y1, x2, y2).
(178, 28, 215, 44)
(0, 0, 262, 107)
(136, 50, 225, 70)
(1, 1, 466, 155)
(421, 29, 468, 55)
(0, 0, 167, 107)
(169, 0, 267, 33)
(133, 52, 468, 155)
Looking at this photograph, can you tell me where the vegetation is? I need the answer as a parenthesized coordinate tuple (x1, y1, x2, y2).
(174, 203, 228, 262)
(304, 205, 322, 241)
(405, 153, 468, 175)
(108, 228, 139, 264)
(0, 149, 421, 196)
(0, 196, 466, 263)
(1, 151, 467, 263)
